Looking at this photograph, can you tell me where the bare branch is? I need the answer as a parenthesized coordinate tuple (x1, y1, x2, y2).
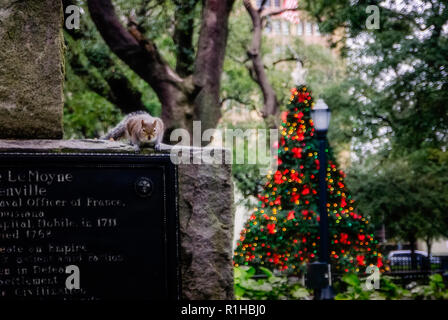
(271, 57, 301, 67)
(243, 0, 279, 118)
(87, 0, 182, 87)
(126, 18, 183, 84)
(87, 0, 196, 137)
(228, 54, 250, 65)
(87, 0, 236, 136)
(221, 96, 251, 107)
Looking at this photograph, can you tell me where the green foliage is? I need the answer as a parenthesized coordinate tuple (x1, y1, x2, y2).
(301, 0, 448, 150)
(222, 5, 262, 111)
(335, 273, 381, 300)
(225, 120, 275, 208)
(411, 274, 448, 300)
(234, 266, 311, 300)
(226, 12, 350, 202)
(346, 149, 448, 245)
(64, 33, 122, 138)
(335, 273, 448, 300)
(335, 273, 412, 300)
(64, 0, 349, 144)
(64, 91, 121, 139)
(63, 1, 162, 138)
(223, 1, 347, 115)
(235, 269, 448, 300)
(289, 39, 346, 99)
(298, 0, 448, 253)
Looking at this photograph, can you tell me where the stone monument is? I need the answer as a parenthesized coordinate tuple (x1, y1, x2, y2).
(0, 0, 64, 139)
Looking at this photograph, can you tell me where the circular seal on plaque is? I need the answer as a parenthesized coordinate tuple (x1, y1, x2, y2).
(135, 177, 153, 198)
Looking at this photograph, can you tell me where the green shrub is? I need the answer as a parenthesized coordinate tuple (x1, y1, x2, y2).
(234, 268, 448, 300)
(334, 273, 412, 300)
(411, 274, 448, 300)
(234, 266, 311, 300)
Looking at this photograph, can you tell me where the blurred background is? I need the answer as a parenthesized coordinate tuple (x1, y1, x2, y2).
(62, 0, 448, 299)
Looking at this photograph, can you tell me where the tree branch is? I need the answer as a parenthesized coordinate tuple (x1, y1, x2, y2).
(243, 0, 279, 118)
(87, 0, 182, 88)
(221, 96, 251, 107)
(63, 1, 146, 114)
(87, 0, 197, 138)
(87, 0, 236, 137)
(271, 57, 301, 67)
(228, 54, 250, 65)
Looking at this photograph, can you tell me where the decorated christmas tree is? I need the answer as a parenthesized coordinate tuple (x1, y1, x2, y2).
(234, 85, 384, 274)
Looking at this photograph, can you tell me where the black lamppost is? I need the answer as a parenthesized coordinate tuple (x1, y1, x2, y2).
(309, 99, 334, 300)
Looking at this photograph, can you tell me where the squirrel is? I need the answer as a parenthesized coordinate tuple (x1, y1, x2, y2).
(101, 111, 165, 151)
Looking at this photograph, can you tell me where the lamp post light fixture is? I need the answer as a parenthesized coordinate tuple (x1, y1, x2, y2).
(310, 99, 332, 137)
(307, 99, 335, 300)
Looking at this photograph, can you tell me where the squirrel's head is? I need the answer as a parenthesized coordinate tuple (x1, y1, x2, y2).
(140, 120, 158, 142)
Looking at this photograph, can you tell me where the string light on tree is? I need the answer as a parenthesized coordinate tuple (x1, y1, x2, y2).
(234, 85, 384, 274)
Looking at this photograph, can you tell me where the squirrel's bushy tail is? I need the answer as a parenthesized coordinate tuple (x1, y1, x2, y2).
(101, 123, 126, 140)
(101, 111, 148, 140)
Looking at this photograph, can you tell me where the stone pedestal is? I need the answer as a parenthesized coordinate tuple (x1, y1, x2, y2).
(177, 149, 235, 300)
(0, 0, 64, 139)
(0, 0, 235, 302)
(0, 140, 235, 300)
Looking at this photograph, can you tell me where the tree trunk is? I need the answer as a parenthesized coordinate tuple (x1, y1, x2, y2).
(243, 0, 279, 119)
(87, 0, 235, 141)
(426, 237, 432, 257)
(87, 0, 192, 137)
(409, 236, 417, 270)
(425, 237, 433, 271)
(193, 0, 235, 134)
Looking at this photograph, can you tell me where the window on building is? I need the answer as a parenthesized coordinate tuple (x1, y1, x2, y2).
(282, 21, 290, 35)
(272, 20, 281, 34)
(297, 22, 303, 36)
(256, 0, 262, 8)
(314, 23, 320, 35)
(305, 22, 313, 35)
(274, 0, 281, 7)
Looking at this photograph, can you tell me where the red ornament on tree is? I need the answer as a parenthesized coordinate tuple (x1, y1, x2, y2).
(292, 147, 303, 158)
(341, 196, 347, 208)
(267, 224, 276, 234)
(287, 211, 295, 220)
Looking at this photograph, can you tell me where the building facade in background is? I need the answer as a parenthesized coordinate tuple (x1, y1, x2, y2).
(255, 0, 330, 48)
